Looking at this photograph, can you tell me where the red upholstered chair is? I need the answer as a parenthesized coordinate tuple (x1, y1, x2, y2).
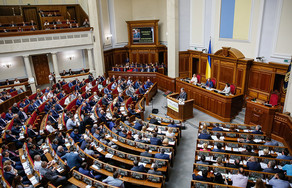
(196, 74, 201, 83)
(211, 78, 216, 88)
(269, 91, 280, 106)
(230, 84, 236, 95)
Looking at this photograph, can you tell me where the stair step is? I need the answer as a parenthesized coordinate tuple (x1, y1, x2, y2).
(241, 108, 246, 112)
(239, 111, 246, 116)
(232, 118, 244, 124)
(236, 116, 245, 122)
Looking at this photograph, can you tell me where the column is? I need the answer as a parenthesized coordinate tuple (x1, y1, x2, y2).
(23, 55, 36, 93)
(87, 0, 105, 77)
(51, 52, 61, 80)
(167, 0, 179, 78)
(284, 67, 292, 114)
(87, 48, 96, 74)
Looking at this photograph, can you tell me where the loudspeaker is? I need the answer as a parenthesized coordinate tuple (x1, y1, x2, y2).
(152, 109, 159, 114)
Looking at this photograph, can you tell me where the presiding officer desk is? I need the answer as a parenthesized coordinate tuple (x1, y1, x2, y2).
(176, 78, 243, 122)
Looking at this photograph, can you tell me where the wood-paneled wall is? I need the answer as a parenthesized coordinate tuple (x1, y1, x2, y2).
(178, 47, 288, 103)
(104, 48, 128, 74)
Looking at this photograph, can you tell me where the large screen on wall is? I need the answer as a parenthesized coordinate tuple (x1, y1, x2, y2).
(132, 27, 154, 44)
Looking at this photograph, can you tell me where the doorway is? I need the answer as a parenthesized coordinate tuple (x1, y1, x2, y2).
(66, 6, 76, 20)
(32, 54, 50, 85)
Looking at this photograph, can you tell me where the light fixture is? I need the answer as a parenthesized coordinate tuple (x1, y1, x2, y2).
(202, 48, 207, 53)
(105, 34, 112, 40)
(67, 56, 74, 61)
(2, 63, 12, 68)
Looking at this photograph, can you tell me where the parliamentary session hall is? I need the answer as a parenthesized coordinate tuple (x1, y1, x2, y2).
(0, 0, 292, 187)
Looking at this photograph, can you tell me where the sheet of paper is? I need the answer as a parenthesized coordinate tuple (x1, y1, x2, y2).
(138, 162, 147, 167)
(112, 138, 118, 142)
(105, 153, 113, 158)
(260, 162, 268, 169)
(211, 135, 218, 140)
(169, 141, 175, 145)
(91, 164, 100, 170)
(233, 148, 239, 152)
(225, 146, 232, 151)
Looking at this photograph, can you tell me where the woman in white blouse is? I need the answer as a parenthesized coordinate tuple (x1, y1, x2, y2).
(190, 74, 198, 84)
(166, 128, 175, 137)
(222, 83, 231, 94)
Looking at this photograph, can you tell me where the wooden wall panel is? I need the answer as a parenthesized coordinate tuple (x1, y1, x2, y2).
(219, 66, 234, 84)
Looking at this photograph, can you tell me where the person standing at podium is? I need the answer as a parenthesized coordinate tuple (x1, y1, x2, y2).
(190, 74, 198, 84)
(177, 88, 187, 100)
(222, 83, 231, 94)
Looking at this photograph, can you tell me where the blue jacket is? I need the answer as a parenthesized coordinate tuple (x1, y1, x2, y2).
(150, 137, 162, 146)
(212, 127, 223, 131)
(61, 152, 82, 169)
(134, 122, 143, 131)
(154, 153, 170, 160)
(58, 93, 65, 99)
(79, 167, 94, 178)
(50, 109, 59, 119)
(146, 81, 153, 88)
(205, 80, 213, 88)
(118, 96, 124, 102)
(70, 132, 83, 143)
(198, 133, 212, 140)
(0, 118, 6, 127)
(19, 102, 26, 108)
(76, 99, 82, 106)
(25, 99, 30, 106)
(131, 165, 147, 173)
(44, 105, 51, 113)
(212, 149, 225, 153)
(55, 104, 63, 112)
(69, 82, 73, 88)
(192, 174, 213, 182)
(28, 105, 35, 113)
(5, 113, 13, 121)
(247, 161, 262, 171)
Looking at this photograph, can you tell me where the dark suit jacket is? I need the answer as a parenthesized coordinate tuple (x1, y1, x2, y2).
(102, 97, 109, 106)
(141, 152, 153, 158)
(150, 137, 162, 146)
(198, 133, 212, 140)
(4, 172, 15, 185)
(192, 174, 213, 182)
(212, 127, 223, 131)
(154, 153, 170, 160)
(131, 165, 147, 173)
(177, 92, 187, 100)
(247, 161, 262, 171)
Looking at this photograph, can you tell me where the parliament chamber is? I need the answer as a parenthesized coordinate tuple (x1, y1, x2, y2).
(0, 0, 292, 188)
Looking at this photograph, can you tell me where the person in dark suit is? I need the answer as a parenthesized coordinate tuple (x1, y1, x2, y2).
(140, 147, 153, 157)
(198, 129, 212, 140)
(252, 125, 263, 134)
(11, 103, 19, 114)
(241, 145, 258, 156)
(154, 149, 170, 160)
(149, 118, 161, 125)
(48, 111, 58, 126)
(39, 161, 67, 186)
(102, 94, 110, 107)
(246, 156, 262, 171)
(225, 159, 242, 168)
(139, 85, 145, 94)
(212, 143, 225, 152)
(17, 108, 27, 122)
(177, 88, 187, 100)
(70, 129, 84, 143)
(212, 123, 223, 131)
(131, 160, 147, 172)
(205, 78, 214, 88)
(263, 161, 281, 173)
(19, 101, 26, 108)
(27, 103, 35, 114)
(118, 93, 124, 103)
(55, 102, 63, 113)
(79, 162, 101, 180)
(3, 165, 16, 185)
(5, 109, 13, 121)
(150, 133, 162, 146)
(0, 117, 7, 127)
(147, 164, 163, 175)
(136, 134, 147, 143)
(134, 120, 143, 131)
(27, 124, 42, 142)
(61, 147, 83, 169)
(192, 169, 213, 182)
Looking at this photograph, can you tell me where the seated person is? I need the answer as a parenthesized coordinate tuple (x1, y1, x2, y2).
(268, 171, 291, 188)
(282, 160, 292, 176)
(276, 148, 292, 160)
(140, 147, 153, 157)
(200, 143, 210, 151)
(198, 129, 211, 140)
(39, 161, 67, 186)
(134, 120, 143, 131)
(252, 125, 263, 134)
(168, 120, 179, 128)
(192, 169, 213, 182)
(154, 149, 170, 160)
(262, 161, 281, 173)
(222, 83, 231, 94)
(212, 143, 225, 152)
(225, 159, 242, 169)
(229, 168, 248, 188)
(147, 164, 163, 175)
(205, 78, 213, 88)
(241, 145, 258, 156)
(190, 74, 198, 84)
(260, 148, 274, 158)
(246, 156, 262, 171)
(130, 160, 147, 172)
(150, 133, 162, 146)
(102, 171, 125, 188)
(197, 155, 209, 165)
(212, 123, 223, 131)
(264, 136, 279, 146)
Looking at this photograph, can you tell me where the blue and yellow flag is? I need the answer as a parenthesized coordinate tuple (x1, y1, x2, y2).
(284, 62, 291, 93)
(205, 39, 212, 79)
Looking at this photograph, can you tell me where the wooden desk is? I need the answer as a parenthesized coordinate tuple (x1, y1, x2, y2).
(166, 93, 194, 121)
(245, 100, 278, 135)
(176, 79, 243, 122)
(145, 82, 157, 105)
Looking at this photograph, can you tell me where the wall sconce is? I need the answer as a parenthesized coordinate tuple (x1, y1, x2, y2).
(67, 56, 74, 61)
(105, 34, 112, 40)
(202, 48, 207, 53)
(2, 63, 12, 68)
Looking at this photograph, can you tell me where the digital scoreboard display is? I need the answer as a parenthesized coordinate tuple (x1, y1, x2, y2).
(132, 27, 154, 44)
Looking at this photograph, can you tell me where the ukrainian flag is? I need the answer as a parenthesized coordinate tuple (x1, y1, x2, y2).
(205, 39, 211, 79)
(284, 62, 291, 93)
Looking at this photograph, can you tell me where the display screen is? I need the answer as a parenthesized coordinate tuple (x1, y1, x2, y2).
(132, 27, 154, 44)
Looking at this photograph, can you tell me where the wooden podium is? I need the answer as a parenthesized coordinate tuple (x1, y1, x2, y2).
(245, 100, 278, 135)
(166, 93, 194, 121)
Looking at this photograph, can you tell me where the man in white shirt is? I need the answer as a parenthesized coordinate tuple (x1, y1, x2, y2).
(190, 74, 198, 84)
(64, 95, 71, 106)
(46, 121, 56, 133)
(229, 168, 248, 188)
(222, 83, 231, 94)
(66, 116, 77, 130)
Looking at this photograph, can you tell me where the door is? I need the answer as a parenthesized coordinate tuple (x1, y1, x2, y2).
(66, 6, 76, 20)
(22, 7, 40, 29)
(32, 54, 50, 85)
